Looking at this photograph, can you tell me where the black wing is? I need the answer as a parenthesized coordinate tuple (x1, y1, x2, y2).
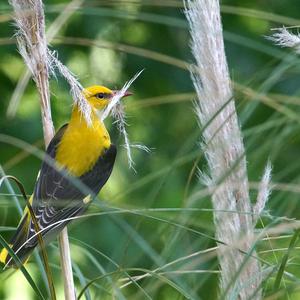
(26, 124, 116, 246)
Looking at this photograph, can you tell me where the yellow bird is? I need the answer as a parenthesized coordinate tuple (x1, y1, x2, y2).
(0, 86, 131, 267)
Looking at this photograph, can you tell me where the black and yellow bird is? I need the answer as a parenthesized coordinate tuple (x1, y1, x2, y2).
(0, 86, 131, 267)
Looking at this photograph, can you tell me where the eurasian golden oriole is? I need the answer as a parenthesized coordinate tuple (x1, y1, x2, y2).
(0, 85, 131, 267)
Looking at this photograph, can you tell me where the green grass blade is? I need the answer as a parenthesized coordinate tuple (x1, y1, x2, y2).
(273, 229, 300, 291)
(72, 262, 92, 300)
(0, 175, 56, 300)
(0, 234, 45, 300)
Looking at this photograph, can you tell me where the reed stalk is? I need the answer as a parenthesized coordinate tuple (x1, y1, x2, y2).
(184, 1, 264, 298)
(9, 1, 75, 299)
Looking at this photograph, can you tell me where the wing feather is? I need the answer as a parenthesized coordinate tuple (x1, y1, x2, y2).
(25, 124, 116, 247)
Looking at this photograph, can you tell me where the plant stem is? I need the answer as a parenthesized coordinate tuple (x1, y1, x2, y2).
(59, 228, 76, 300)
(9, 0, 76, 298)
(184, 1, 262, 298)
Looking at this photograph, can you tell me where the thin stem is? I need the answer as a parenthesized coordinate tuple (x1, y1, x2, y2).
(9, 0, 76, 298)
(184, 0, 262, 299)
(59, 228, 76, 300)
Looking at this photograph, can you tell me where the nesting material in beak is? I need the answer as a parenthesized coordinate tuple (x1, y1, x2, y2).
(112, 90, 133, 98)
(101, 70, 144, 169)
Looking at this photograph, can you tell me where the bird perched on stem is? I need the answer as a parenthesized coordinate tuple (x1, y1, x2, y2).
(0, 86, 132, 267)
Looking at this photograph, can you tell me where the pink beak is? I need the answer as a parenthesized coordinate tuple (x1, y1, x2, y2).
(112, 90, 133, 98)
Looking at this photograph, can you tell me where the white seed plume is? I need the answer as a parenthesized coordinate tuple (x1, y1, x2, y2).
(184, 0, 261, 299)
(47, 50, 92, 125)
(9, 0, 48, 81)
(129, 143, 151, 153)
(268, 27, 300, 54)
(9, 0, 54, 145)
(253, 162, 272, 225)
(7, 0, 84, 119)
(9, 0, 91, 126)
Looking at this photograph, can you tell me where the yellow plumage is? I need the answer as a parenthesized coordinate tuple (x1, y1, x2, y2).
(56, 106, 111, 176)
(0, 247, 8, 264)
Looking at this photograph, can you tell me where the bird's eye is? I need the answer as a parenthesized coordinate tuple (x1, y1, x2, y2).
(96, 93, 104, 99)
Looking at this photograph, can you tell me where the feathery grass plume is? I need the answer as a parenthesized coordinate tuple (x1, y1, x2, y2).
(268, 27, 300, 54)
(253, 162, 272, 225)
(9, 0, 54, 144)
(7, 0, 84, 119)
(47, 50, 92, 125)
(9, 0, 92, 127)
(184, 1, 262, 298)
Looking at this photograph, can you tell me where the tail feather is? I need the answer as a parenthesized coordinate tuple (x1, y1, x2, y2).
(0, 213, 34, 268)
(0, 195, 37, 268)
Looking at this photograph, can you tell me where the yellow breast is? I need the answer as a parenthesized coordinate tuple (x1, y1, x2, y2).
(56, 107, 111, 177)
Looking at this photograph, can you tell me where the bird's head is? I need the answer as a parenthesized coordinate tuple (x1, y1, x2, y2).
(83, 85, 132, 110)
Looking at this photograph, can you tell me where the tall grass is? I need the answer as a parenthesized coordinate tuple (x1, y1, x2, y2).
(8, 0, 79, 299)
(184, 1, 266, 298)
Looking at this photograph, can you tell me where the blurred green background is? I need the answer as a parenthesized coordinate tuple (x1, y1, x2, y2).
(1, 0, 300, 299)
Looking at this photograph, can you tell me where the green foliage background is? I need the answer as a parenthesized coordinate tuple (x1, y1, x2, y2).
(1, 0, 300, 299)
